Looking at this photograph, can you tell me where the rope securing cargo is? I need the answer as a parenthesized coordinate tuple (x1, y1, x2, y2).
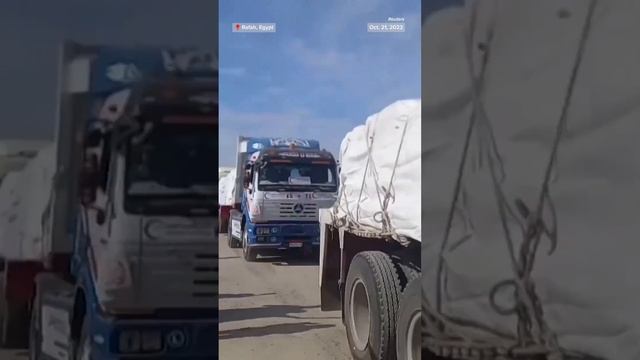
(329, 102, 420, 245)
(427, 0, 599, 358)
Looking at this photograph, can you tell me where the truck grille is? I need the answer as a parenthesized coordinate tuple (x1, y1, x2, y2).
(278, 202, 318, 219)
(102, 241, 217, 310)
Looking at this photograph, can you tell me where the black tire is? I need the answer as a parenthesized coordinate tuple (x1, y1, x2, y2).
(397, 262, 420, 286)
(242, 227, 257, 261)
(396, 278, 421, 360)
(2, 299, 30, 349)
(344, 251, 402, 360)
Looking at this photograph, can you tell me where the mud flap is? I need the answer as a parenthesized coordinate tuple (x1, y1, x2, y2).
(34, 273, 75, 360)
(319, 224, 342, 311)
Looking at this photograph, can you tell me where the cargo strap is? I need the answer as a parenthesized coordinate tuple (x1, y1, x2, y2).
(428, 0, 599, 358)
(331, 113, 413, 246)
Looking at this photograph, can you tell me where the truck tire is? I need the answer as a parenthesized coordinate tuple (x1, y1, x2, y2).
(2, 299, 30, 348)
(396, 278, 421, 360)
(242, 227, 257, 261)
(345, 251, 402, 360)
(397, 262, 420, 285)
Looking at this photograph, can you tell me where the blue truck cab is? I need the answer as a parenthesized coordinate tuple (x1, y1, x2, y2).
(28, 42, 219, 359)
(228, 138, 338, 261)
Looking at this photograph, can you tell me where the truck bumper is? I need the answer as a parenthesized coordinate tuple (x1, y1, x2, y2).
(89, 313, 218, 359)
(247, 242, 321, 251)
(245, 222, 321, 249)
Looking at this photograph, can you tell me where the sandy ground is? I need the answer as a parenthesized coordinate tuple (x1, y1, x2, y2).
(219, 234, 352, 360)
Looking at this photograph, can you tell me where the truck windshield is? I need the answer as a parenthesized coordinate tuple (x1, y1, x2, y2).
(126, 122, 217, 197)
(257, 162, 337, 191)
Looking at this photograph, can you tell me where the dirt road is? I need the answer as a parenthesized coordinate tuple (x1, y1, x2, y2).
(219, 234, 351, 359)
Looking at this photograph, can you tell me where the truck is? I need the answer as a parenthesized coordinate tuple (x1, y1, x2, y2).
(224, 137, 338, 261)
(0, 41, 219, 359)
(318, 99, 421, 360)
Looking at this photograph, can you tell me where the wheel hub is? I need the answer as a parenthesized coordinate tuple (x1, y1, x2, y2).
(349, 279, 371, 351)
(407, 311, 421, 360)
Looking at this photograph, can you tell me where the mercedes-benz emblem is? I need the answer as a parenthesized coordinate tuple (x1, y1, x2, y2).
(167, 330, 187, 348)
(293, 203, 304, 213)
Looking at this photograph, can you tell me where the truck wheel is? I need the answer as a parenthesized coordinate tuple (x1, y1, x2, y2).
(2, 299, 30, 348)
(397, 262, 420, 285)
(396, 278, 421, 360)
(242, 228, 257, 261)
(227, 230, 236, 248)
(345, 251, 402, 360)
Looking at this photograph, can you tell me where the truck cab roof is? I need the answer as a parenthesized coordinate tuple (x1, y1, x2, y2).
(256, 147, 336, 165)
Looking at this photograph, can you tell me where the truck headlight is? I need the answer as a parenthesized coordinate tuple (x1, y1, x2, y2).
(119, 331, 141, 353)
(119, 330, 162, 353)
(271, 227, 278, 233)
(141, 331, 163, 351)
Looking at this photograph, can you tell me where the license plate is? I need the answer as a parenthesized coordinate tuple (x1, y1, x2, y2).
(289, 241, 303, 248)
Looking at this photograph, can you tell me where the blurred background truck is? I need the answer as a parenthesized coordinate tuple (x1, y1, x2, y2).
(0, 41, 219, 359)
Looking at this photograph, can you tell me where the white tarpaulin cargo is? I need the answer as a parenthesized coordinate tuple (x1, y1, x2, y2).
(326, 99, 421, 243)
(0, 144, 56, 260)
(218, 170, 236, 206)
(219, 166, 233, 179)
(423, 1, 640, 359)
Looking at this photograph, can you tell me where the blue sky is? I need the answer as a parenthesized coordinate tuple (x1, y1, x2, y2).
(219, 0, 421, 166)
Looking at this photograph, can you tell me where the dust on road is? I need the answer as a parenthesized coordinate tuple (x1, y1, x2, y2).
(219, 234, 351, 359)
